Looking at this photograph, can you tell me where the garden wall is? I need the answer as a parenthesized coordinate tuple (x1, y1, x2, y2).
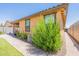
(67, 21, 79, 43)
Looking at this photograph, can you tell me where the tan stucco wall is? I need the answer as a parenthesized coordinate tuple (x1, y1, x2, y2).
(68, 23, 79, 43)
(30, 9, 66, 32)
(56, 10, 64, 31)
(30, 15, 44, 31)
(19, 8, 66, 33)
(56, 10, 66, 55)
(19, 19, 25, 32)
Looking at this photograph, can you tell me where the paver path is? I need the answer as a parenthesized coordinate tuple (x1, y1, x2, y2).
(65, 32, 79, 56)
(0, 34, 48, 56)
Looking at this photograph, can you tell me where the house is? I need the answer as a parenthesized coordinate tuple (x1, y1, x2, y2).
(12, 3, 68, 35)
(4, 21, 14, 27)
(9, 3, 69, 45)
(13, 3, 68, 33)
(0, 21, 17, 34)
(67, 21, 79, 43)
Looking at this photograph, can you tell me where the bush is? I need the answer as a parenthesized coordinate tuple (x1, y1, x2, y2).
(32, 19, 62, 52)
(15, 31, 27, 41)
(0, 31, 4, 34)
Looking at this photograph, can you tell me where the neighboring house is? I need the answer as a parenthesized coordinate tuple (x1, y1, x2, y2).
(13, 3, 68, 34)
(0, 21, 15, 33)
(11, 20, 20, 32)
(67, 21, 79, 43)
(12, 20, 19, 27)
(4, 21, 14, 27)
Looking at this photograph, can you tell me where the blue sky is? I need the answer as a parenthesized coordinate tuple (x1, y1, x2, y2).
(0, 3, 79, 28)
(66, 3, 79, 28)
(0, 3, 59, 24)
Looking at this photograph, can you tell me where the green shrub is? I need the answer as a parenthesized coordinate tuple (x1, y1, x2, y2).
(0, 31, 4, 34)
(15, 31, 27, 40)
(32, 19, 62, 52)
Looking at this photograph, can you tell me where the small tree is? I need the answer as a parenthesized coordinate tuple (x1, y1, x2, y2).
(32, 19, 62, 52)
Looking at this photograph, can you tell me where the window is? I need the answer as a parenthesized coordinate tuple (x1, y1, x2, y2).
(44, 14, 56, 24)
(25, 19, 30, 32)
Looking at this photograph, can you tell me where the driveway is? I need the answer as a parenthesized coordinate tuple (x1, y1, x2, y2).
(65, 32, 79, 56)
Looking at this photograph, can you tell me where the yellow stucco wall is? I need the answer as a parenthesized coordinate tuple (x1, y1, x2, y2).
(30, 14, 44, 31)
(19, 19, 25, 32)
(18, 7, 67, 33)
(68, 23, 79, 43)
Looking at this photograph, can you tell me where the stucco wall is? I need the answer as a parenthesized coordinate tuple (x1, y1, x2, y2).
(19, 8, 66, 33)
(19, 19, 25, 32)
(30, 10, 66, 32)
(68, 22, 79, 43)
(30, 15, 44, 31)
(19, 11, 65, 33)
(56, 10, 64, 31)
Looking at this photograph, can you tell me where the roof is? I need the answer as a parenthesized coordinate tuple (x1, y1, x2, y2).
(14, 3, 69, 22)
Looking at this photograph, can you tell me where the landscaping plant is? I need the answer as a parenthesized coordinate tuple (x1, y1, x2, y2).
(15, 31, 27, 41)
(32, 19, 62, 52)
(0, 31, 4, 34)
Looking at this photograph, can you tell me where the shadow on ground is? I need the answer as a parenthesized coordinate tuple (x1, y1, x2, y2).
(25, 44, 49, 56)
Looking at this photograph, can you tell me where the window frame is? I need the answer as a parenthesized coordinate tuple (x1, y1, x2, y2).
(44, 13, 56, 24)
(25, 19, 30, 32)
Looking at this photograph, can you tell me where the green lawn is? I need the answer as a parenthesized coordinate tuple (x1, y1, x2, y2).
(0, 38, 23, 56)
(0, 32, 4, 34)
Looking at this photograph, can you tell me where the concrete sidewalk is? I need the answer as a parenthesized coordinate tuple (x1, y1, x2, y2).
(65, 32, 79, 56)
(0, 34, 48, 56)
